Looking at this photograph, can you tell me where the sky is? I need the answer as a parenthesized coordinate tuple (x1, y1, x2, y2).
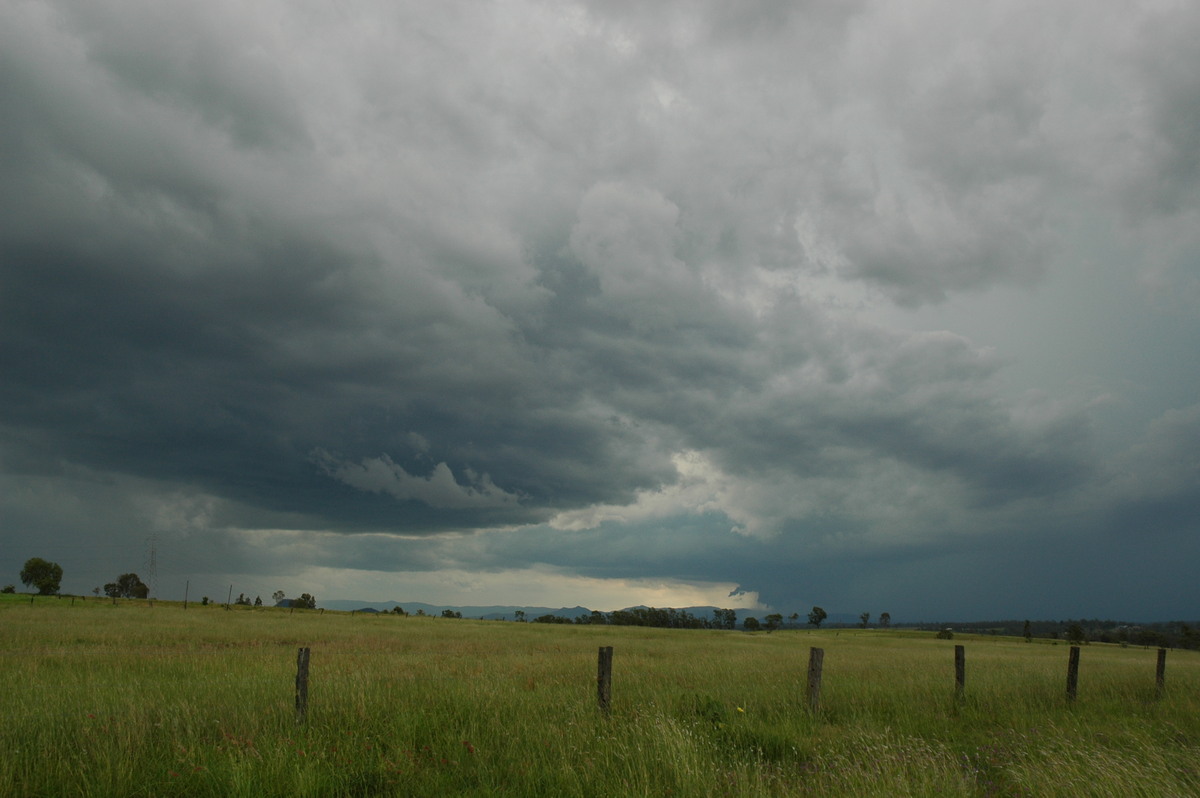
(2, 1, 1198, 621)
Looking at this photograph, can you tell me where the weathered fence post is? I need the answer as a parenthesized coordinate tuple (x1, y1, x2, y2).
(806, 647, 824, 712)
(1156, 648, 1167, 698)
(954, 644, 966, 700)
(597, 646, 613, 714)
(1066, 645, 1080, 702)
(295, 647, 311, 723)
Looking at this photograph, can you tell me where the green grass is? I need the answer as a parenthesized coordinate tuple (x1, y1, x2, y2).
(2, 594, 1198, 796)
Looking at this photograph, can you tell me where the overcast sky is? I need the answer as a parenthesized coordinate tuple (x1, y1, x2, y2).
(3, 1, 1198, 620)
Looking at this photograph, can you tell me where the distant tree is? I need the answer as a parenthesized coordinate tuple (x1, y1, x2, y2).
(764, 613, 783, 632)
(201, 596, 210, 606)
(391, 606, 405, 615)
(789, 612, 800, 627)
(807, 606, 827, 629)
(254, 596, 263, 607)
(936, 628, 954, 640)
(441, 609, 462, 618)
(1023, 619, 1032, 642)
(104, 573, 149, 599)
(712, 608, 737, 630)
(20, 558, 63, 595)
(295, 593, 317, 610)
(1, 584, 15, 594)
(235, 593, 251, 606)
(514, 610, 526, 622)
(858, 612, 870, 629)
(272, 590, 286, 603)
(878, 612, 891, 629)
(743, 616, 761, 631)
(1066, 622, 1086, 645)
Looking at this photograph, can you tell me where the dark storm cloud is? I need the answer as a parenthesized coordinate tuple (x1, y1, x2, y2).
(2, 1, 1198, 618)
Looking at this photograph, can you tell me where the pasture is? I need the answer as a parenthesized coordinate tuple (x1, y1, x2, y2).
(1, 595, 1198, 797)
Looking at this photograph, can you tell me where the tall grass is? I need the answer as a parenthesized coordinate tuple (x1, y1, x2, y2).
(2, 595, 1198, 796)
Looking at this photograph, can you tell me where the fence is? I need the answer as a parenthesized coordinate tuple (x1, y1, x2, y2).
(287, 642, 1174, 723)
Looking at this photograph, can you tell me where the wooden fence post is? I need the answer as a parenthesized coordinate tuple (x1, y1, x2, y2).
(954, 644, 965, 700)
(807, 647, 824, 712)
(1156, 648, 1167, 698)
(295, 647, 311, 723)
(1066, 645, 1080, 702)
(597, 646, 613, 714)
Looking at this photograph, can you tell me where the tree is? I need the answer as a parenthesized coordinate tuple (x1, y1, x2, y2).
(764, 613, 783, 632)
(1023, 619, 1032, 642)
(1, 585, 14, 594)
(254, 596, 263, 607)
(441, 609, 462, 618)
(104, 573, 148, 599)
(272, 590, 286, 603)
(879, 612, 891, 629)
(20, 558, 63, 595)
(712, 608, 737, 630)
(858, 612, 871, 629)
(1066, 622, 1086, 645)
(295, 593, 317, 610)
(742, 616, 761, 631)
(807, 606, 827, 629)
(514, 610, 526, 622)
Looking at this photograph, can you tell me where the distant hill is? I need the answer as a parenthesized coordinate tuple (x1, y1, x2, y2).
(320, 600, 594, 620)
(319, 600, 853, 625)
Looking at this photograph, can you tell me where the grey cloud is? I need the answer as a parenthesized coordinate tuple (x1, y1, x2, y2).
(2, 1, 1198, 618)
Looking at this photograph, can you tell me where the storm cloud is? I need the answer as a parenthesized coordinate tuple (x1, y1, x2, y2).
(2, 1, 1198, 619)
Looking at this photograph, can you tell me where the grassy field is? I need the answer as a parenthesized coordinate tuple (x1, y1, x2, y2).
(2, 595, 1198, 797)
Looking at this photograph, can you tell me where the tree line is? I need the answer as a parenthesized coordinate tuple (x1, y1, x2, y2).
(916, 618, 1200, 650)
(526, 605, 890, 632)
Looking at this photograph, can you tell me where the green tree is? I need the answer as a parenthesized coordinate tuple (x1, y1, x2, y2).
(1023, 619, 1032, 642)
(712, 608, 737, 630)
(742, 616, 761, 631)
(879, 612, 891, 629)
(514, 610, 526, 622)
(859, 612, 871, 629)
(441, 609, 462, 618)
(20, 558, 63, 595)
(104, 573, 148, 599)
(1066, 622, 1086, 645)
(295, 593, 317, 610)
(807, 606, 827, 629)
(272, 590, 286, 603)
(764, 613, 783, 632)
